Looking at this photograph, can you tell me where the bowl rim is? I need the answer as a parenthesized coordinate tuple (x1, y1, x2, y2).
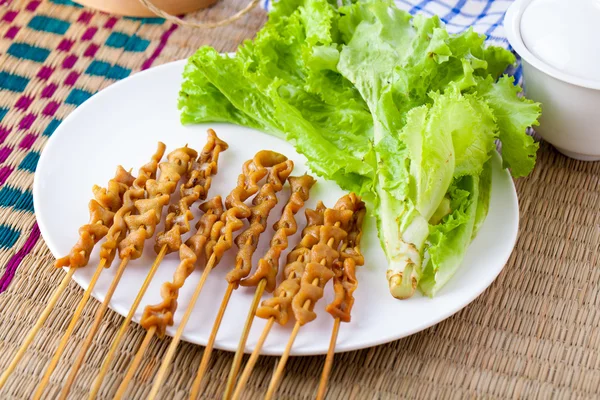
(504, 0, 600, 91)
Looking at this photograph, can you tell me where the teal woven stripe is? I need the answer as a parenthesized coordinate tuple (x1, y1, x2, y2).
(0, 225, 19, 249)
(107, 65, 131, 80)
(86, 60, 131, 80)
(106, 32, 150, 52)
(43, 119, 61, 136)
(48, 0, 82, 6)
(85, 60, 110, 76)
(105, 32, 129, 48)
(7, 43, 50, 63)
(0, 108, 8, 121)
(0, 187, 34, 212)
(65, 88, 92, 106)
(28, 15, 71, 35)
(0, 72, 29, 93)
(18, 152, 39, 173)
(124, 16, 165, 25)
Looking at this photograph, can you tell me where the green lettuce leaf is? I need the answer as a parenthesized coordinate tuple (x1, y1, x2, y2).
(477, 75, 541, 178)
(186, 48, 374, 194)
(179, 58, 276, 134)
(427, 88, 497, 179)
(335, 0, 507, 298)
(419, 174, 479, 297)
(178, 0, 541, 298)
(472, 159, 492, 238)
(179, 0, 377, 194)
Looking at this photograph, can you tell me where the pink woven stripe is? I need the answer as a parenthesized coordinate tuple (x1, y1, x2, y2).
(141, 23, 178, 70)
(0, 166, 13, 186)
(0, 222, 40, 293)
(0, 146, 13, 163)
(0, 15, 176, 294)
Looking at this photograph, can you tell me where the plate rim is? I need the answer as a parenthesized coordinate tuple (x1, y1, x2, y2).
(33, 59, 520, 355)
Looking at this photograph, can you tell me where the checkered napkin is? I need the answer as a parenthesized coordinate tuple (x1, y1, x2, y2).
(261, 0, 520, 80)
(389, 0, 521, 80)
(262, 0, 513, 48)
(393, 0, 512, 47)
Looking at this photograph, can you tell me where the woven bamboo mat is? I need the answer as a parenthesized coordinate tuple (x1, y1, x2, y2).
(0, 0, 599, 399)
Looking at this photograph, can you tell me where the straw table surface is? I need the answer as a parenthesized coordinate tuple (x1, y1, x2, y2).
(0, 0, 599, 399)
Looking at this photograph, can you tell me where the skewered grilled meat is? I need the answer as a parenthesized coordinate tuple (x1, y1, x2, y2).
(241, 175, 316, 292)
(55, 166, 135, 269)
(256, 202, 326, 325)
(225, 159, 294, 288)
(118, 145, 198, 260)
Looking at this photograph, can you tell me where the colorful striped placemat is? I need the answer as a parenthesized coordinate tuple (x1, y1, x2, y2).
(0, 0, 265, 294)
(0, 0, 599, 399)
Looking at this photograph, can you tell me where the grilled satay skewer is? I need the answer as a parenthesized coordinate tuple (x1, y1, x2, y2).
(189, 160, 294, 398)
(265, 202, 354, 400)
(113, 198, 225, 400)
(33, 145, 167, 399)
(112, 135, 227, 399)
(317, 195, 366, 400)
(89, 129, 228, 399)
(141, 150, 289, 400)
(213, 175, 316, 400)
(62, 141, 203, 400)
(90, 130, 227, 400)
(0, 166, 134, 390)
(232, 202, 326, 400)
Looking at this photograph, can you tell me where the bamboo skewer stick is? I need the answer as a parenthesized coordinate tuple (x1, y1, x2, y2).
(266, 197, 359, 399)
(0, 267, 75, 389)
(60, 245, 167, 400)
(232, 202, 326, 399)
(115, 200, 217, 399)
(317, 195, 365, 399)
(113, 325, 157, 400)
(146, 255, 217, 400)
(317, 317, 341, 400)
(114, 208, 222, 397)
(33, 258, 108, 399)
(230, 307, 276, 400)
(264, 274, 321, 400)
(191, 281, 235, 396)
(114, 177, 210, 399)
(117, 199, 224, 395)
(126, 151, 287, 400)
(89, 245, 166, 399)
(220, 175, 315, 400)
(38, 144, 170, 399)
(220, 278, 266, 400)
(58, 255, 131, 400)
(0, 166, 136, 390)
(107, 238, 197, 397)
(89, 131, 227, 398)
(190, 162, 293, 398)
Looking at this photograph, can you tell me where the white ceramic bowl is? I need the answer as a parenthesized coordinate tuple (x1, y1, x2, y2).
(504, 0, 600, 161)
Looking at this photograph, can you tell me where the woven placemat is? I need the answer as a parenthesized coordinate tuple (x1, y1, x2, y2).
(0, 0, 599, 399)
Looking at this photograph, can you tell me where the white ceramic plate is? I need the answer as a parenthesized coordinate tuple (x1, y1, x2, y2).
(33, 60, 519, 356)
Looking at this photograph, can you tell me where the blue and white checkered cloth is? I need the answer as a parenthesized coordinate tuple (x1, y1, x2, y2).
(391, 0, 522, 82)
(262, 0, 512, 48)
(394, 0, 511, 48)
(262, 0, 520, 81)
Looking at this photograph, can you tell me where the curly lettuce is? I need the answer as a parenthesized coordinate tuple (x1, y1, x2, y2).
(178, 0, 541, 298)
